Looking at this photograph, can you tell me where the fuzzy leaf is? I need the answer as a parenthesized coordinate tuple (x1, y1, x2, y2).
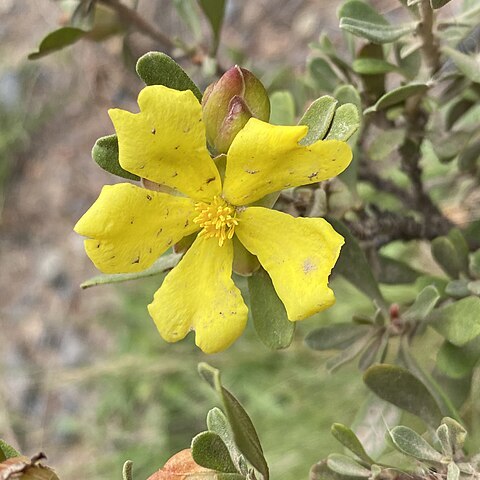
(390, 426, 443, 462)
(363, 364, 443, 426)
(198, 0, 226, 52)
(305, 324, 371, 351)
(29, 27, 87, 60)
(80, 253, 181, 289)
(352, 58, 397, 75)
(431, 237, 463, 278)
(328, 219, 386, 308)
(431, 0, 453, 7)
(136, 52, 202, 100)
(198, 363, 269, 480)
(340, 18, 414, 44)
(365, 83, 429, 113)
(429, 296, 480, 346)
(403, 286, 440, 322)
(331, 424, 374, 464)
(308, 57, 339, 92)
(327, 454, 371, 477)
(269, 91, 295, 125)
(191, 432, 238, 473)
(298, 96, 338, 145)
(248, 268, 295, 350)
(92, 134, 140, 181)
(442, 47, 480, 83)
(325, 104, 360, 141)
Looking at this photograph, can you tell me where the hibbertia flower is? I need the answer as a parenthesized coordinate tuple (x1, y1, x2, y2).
(74, 84, 352, 353)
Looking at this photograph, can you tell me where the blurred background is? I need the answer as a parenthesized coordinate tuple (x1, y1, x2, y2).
(0, 0, 449, 478)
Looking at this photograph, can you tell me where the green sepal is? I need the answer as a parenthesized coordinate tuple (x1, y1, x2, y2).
(248, 268, 295, 350)
(92, 134, 140, 181)
(136, 52, 202, 100)
(29, 27, 87, 60)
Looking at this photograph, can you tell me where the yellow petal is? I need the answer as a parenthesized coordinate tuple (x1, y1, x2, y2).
(109, 85, 221, 202)
(148, 235, 248, 353)
(235, 207, 344, 320)
(74, 183, 199, 273)
(222, 118, 352, 205)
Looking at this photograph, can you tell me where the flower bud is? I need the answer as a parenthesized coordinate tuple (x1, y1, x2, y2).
(202, 66, 270, 154)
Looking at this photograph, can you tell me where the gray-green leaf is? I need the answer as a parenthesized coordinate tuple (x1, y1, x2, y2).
(298, 96, 338, 145)
(325, 104, 360, 141)
(29, 27, 87, 60)
(305, 323, 371, 351)
(365, 83, 429, 113)
(389, 426, 443, 462)
(331, 424, 375, 464)
(191, 431, 238, 473)
(428, 296, 480, 346)
(92, 134, 140, 181)
(198, 0, 226, 53)
(136, 52, 202, 100)
(327, 454, 371, 477)
(363, 364, 443, 426)
(248, 268, 295, 350)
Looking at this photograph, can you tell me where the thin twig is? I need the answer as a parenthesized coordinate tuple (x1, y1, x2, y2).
(98, 0, 175, 50)
(418, 0, 441, 75)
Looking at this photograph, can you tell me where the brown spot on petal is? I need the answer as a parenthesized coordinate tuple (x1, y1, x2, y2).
(303, 258, 317, 274)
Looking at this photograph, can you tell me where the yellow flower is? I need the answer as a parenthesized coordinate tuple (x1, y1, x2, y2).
(74, 85, 352, 353)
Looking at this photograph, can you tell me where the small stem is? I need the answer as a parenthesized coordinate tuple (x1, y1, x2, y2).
(99, 0, 175, 50)
(417, 0, 441, 75)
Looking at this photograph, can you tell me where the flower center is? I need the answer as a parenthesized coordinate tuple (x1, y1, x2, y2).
(193, 196, 239, 247)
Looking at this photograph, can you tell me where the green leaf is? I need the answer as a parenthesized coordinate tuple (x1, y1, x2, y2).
(376, 255, 420, 284)
(445, 280, 470, 299)
(447, 462, 460, 480)
(0, 440, 20, 461)
(123, 460, 133, 480)
(269, 91, 296, 125)
(80, 253, 181, 289)
(326, 333, 374, 372)
(310, 460, 352, 480)
(403, 286, 440, 322)
(431, 0, 453, 7)
(328, 219, 386, 308)
(432, 131, 471, 163)
(340, 18, 415, 44)
(29, 27, 87, 60)
(173, 0, 202, 41)
(389, 426, 443, 462)
(352, 58, 397, 75)
(298, 96, 338, 145)
(338, 0, 389, 26)
(327, 454, 371, 477)
(442, 417, 467, 452)
(325, 104, 360, 141)
(305, 323, 371, 351)
(331, 424, 374, 464)
(198, 363, 269, 480)
(458, 140, 480, 173)
(352, 394, 401, 459)
(334, 85, 362, 110)
(91, 134, 140, 181)
(470, 249, 480, 279)
(192, 431, 238, 473)
(136, 52, 202, 100)
(308, 57, 339, 92)
(367, 129, 405, 161)
(437, 338, 480, 378)
(431, 237, 462, 278)
(429, 296, 480, 346)
(248, 268, 295, 350)
(442, 47, 480, 83)
(198, 0, 226, 53)
(448, 229, 470, 275)
(207, 408, 248, 476)
(364, 83, 429, 113)
(436, 424, 453, 456)
(363, 364, 443, 426)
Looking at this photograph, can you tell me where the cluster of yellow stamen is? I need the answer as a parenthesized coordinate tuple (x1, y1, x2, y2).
(193, 196, 239, 247)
